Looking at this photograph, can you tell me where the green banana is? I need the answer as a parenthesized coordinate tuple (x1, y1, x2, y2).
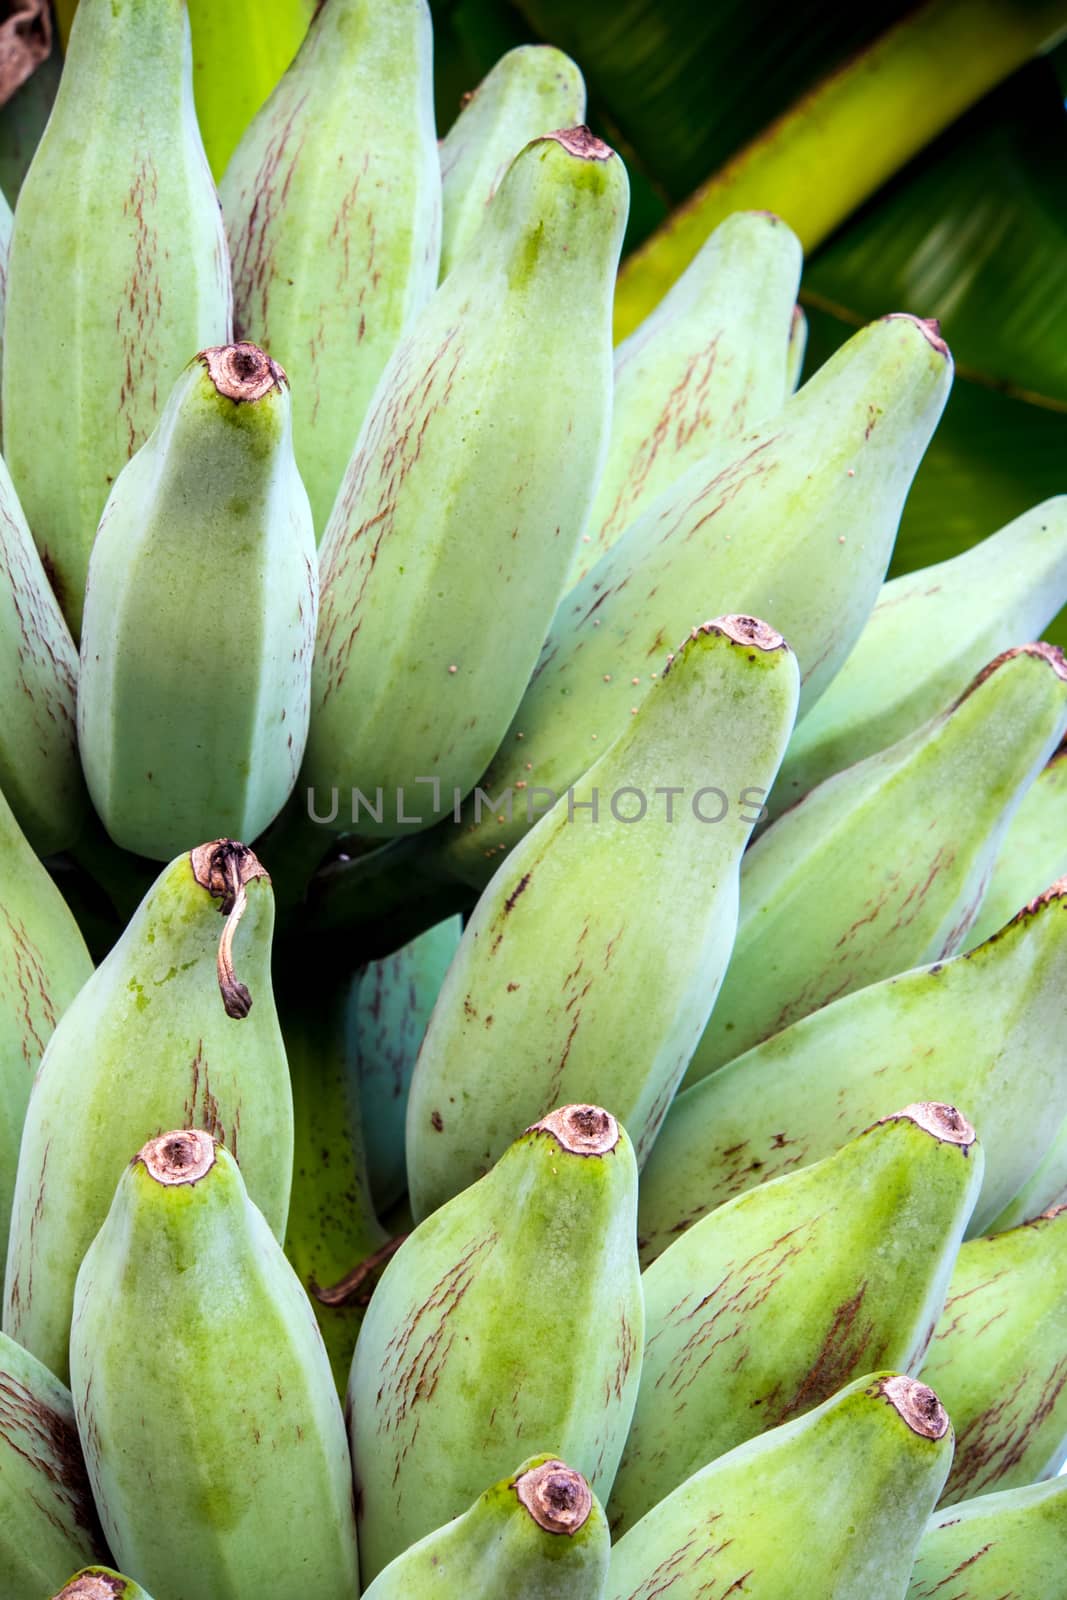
(77, 343, 316, 861)
(0, 784, 92, 1284)
(918, 1204, 1067, 1504)
(406, 616, 799, 1220)
(278, 960, 389, 1395)
(363, 1455, 610, 1600)
(0, 450, 85, 854)
(571, 210, 802, 581)
(607, 1373, 954, 1600)
(70, 1129, 359, 1599)
(434, 311, 952, 888)
(989, 1109, 1067, 1232)
(439, 45, 585, 279)
(355, 914, 463, 1212)
(638, 880, 1067, 1260)
(908, 1478, 1067, 1599)
(966, 736, 1067, 947)
(611, 1103, 981, 1535)
(52, 1574, 155, 1600)
(186, 0, 313, 178)
(221, 0, 441, 533)
(3, 839, 291, 1383)
(2, 0, 233, 640)
(347, 1103, 643, 1585)
(0, 184, 11, 442)
(1, 1329, 106, 1600)
(304, 127, 629, 838)
(687, 642, 1067, 1079)
(786, 302, 807, 391)
(767, 497, 1067, 823)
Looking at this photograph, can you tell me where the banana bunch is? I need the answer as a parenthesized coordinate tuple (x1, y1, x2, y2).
(1, 5, 1067, 1600)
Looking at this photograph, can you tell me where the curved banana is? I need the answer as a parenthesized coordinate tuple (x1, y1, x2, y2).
(2, 0, 232, 638)
(966, 735, 1067, 947)
(908, 1478, 1067, 1598)
(3, 839, 291, 1383)
(77, 343, 316, 861)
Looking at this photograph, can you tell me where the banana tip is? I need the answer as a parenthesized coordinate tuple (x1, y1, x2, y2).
(543, 125, 614, 161)
(878, 1102, 976, 1150)
(884, 313, 949, 358)
(199, 342, 287, 402)
(515, 1461, 593, 1534)
(55, 1578, 128, 1600)
(529, 1104, 619, 1156)
(874, 1376, 950, 1441)
(137, 1129, 216, 1187)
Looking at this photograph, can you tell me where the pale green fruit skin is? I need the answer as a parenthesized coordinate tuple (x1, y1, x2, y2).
(355, 914, 462, 1212)
(919, 1206, 1067, 1505)
(70, 1141, 358, 1600)
(304, 131, 629, 837)
(769, 497, 1067, 823)
(77, 351, 316, 861)
(439, 45, 585, 280)
(0, 451, 85, 853)
(186, 0, 314, 179)
(991, 1110, 1067, 1231)
(0, 1329, 106, 1600)
(612, 1109, 982, 1535)
(688, 643, 1067, 1078)
(966, 740, 1067, 948)
(571, 210, 801, 581)
(363, 1454, 610, 1600)
(437, 312, 952, 888)
(279, 968, 387, 1397)
(406, 620, 799, 1220)
(1, 0, 232, 640)
(221, 0, 441, 534)
(607, 1372, 954, 1600)
(3, 853, 291, 1384)
(908, 1478, 1067, 1599)
(0, 787, 92, 1285)
(640, 884, 1067, 1260)
(786, 302, 807, 391)
(0, 185, 11, 443)
(348, 1112, 643, 1585)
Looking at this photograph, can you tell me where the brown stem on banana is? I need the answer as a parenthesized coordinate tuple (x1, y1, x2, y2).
(313, 1234, 408, 1308)
(190, 840, 270, 1018)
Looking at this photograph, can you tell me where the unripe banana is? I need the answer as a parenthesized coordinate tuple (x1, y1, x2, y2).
(611, 1104, 981, 1535)
(363, 1455, 610, 1600)
(0, 185, 11, 442)
(77, 343, 316, 861)
(3, 839, 291, 1383)
(640, 880, 1067, 1259)
(439, 45, 586, 279)
(768, 497, 1067, 823)
(348, 1104, 642, 1584)
(221, 0, 441, 533)
(990, 1109, 1067, 1231)
(919, 1204, 1067, 1504)
(2, 0, 233, 639)
(688, 642, 1067, 1078)
(70, 1130, 359, 1600)
(435, 311, 952, 887)
(186, 0, 313, 178)
(571, 211, 801, 580)
(908, 1478, 1067, 1599)
(407, 617, 799, 1219)
(355, 914, 462, 1212)
(607, 1373, 954, 1600)
(786, 302, 807, 391)
(0, 784, 91, 1283)
(51, 1575, 155, 1600)
(304, 127, 629, 838)
(0, 1330, 106, 1600)
(966, 736, 1067, 947)
(0, 451, 85, 854)
(279, 962, 388, 1395)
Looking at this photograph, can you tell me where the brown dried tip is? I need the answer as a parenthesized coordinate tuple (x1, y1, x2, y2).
(543, 125, 614, 161)
(137, 1130, 216, 1187)
(663, 616, 786, 677)
(190, 840, 269, 1019)
(199, 342, 287, 402)
(1010, 876, 1067, 925)
(878, 1103, 976, 1149)
(955, 641, 1067, 708)
(529, 1104, 619, 1156)
(54, 1577, 128, 1600)
(874, 1376, 950, 1441)
(515, 1460, 593, 1535)
(884, 313, 949, 357)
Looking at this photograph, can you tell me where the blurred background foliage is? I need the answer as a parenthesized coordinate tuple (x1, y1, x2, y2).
(19, 0, 1067, 638)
